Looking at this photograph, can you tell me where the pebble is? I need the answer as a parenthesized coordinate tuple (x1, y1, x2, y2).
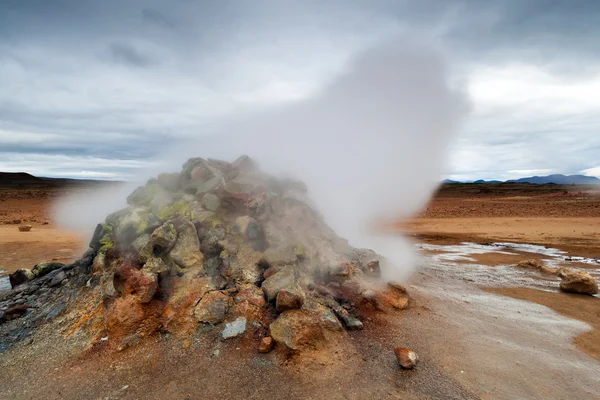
(221, 317, 247, 339)
(394, 347, 419, 369)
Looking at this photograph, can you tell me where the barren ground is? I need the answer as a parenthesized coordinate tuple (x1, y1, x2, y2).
(1, 182, 599, 399)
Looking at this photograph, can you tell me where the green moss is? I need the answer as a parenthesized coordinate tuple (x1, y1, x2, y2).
(98, 244, 113, 254)
(157, 200, 194, 221)
(98, 223, 114, 247)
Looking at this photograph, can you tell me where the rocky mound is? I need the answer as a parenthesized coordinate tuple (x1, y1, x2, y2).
(1, 156, 409, 355)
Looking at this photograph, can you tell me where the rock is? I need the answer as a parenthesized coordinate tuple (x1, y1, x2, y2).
(196, 176, 225, 195)
(232, 155, 257, 172)
(2, 304, 29, 321)
(18, 225, 32, 232)
(365, 260, 381, 277)
(558, 269, 598, 295)
(194, 291, 231, 324)
(270, 310, 326, 351)
(234, 216, 266, 251)
(259, 336, 274, 353)
(142, 221, 178, 260)
(9, 262, 65, 287)
(202, 193, 221, 211)
(388, 282, 408, 293)
(116, 208, 162, 245)
(275, 289, 304, 312)
(263, 247, 298, 266)
(9, 269, 34, 287)
(89, 223, 105, 251)
(113, 264, 158, 303)
(263, 267, 281, 280)
(169, 220, 204, 270)
(262, 266, 295, 301)
(222, 317, 247, 339)
(220, 244, 264, 284)
(394, 347, 418, 369)
(157, 172, 180, 192)
(517, 259, 544, 269)
(127, 184, 158, 207)
(148, 186, 174, 214)
(117, 333, 142, 351)
(49, 271, 66, 287)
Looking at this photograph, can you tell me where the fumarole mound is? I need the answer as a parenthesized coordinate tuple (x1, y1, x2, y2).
(1, 156, 409, 355)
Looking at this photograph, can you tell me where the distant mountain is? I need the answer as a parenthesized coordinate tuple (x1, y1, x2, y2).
(473, 179, 502, 184)
(506, 174, 600, 185)
(442, 174, 600, 185)
(0, 172, 43, 185)
(0, 172, 113, 188)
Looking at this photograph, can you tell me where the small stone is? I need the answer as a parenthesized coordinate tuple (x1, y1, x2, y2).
(18, 225, 32, 232)
(117, 333, 142, 351)
(276, 289, 304, 312)
(259, 337, 274, 353)
(222, 317, 247, 339)
(49, 271, 66, 287)
(262, 266, 295, 301)
(394, 347, 418, 369)
(3, 304, 29, 320)
(194, 291, 231, 324)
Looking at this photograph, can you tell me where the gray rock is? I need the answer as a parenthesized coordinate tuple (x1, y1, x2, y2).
(263, 247, 298, 267)
(202, 193, 221, 212)
(221, 317, 247, 339)
(157, 172, 180, 192)
(49, 271, 66, 288)
(261, 266, 295, 301)
(169, 220, 204, 270)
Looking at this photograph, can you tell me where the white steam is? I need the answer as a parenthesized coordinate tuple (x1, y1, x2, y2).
(55, 39, 470, 282)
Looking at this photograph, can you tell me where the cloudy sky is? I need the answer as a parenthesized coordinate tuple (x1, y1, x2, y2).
(1, 0, 599, 181)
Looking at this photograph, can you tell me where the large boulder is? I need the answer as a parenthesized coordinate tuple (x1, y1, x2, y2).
(269, 310, 327, 351)
(558, 268, 598, 295)
(262, 266, 296, 301)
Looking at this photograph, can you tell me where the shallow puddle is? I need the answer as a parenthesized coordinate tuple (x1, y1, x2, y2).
(0, 271, 10, 292)
(415, 242, 600, 293)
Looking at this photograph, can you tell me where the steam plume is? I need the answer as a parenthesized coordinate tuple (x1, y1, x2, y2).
(55, 39, 470, 281)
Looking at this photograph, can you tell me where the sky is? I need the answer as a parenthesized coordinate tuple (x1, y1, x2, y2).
(1, 0, 599, 181)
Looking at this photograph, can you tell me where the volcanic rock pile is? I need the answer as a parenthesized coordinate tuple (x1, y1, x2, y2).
(1, 156, 409, 354)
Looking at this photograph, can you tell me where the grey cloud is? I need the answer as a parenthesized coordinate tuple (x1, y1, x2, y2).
(108, 42, 159, 67)
(1, 0, 600, 179)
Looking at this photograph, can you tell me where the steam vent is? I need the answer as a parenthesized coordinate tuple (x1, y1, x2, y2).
(1, 156, 409, 356)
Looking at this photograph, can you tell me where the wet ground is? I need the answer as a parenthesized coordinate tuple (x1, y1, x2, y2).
(416, 241, 600, 292)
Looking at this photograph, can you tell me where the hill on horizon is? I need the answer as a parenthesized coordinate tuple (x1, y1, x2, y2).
(444, 174, 600, 185)
(0, 171, 114, 188)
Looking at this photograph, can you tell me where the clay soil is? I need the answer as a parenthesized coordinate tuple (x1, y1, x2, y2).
(0, 188, 85, 273)
(1, 181, 600, 399)
(400, 183, 600, 257)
